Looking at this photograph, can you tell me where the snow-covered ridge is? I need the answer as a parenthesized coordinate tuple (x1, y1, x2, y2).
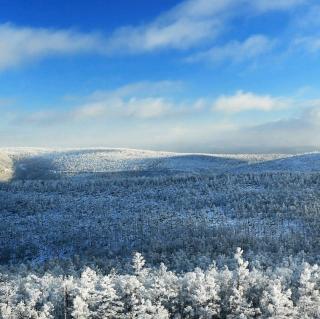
(1, 148, 320, 179)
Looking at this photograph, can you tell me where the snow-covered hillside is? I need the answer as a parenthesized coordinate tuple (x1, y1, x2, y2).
(236, 152, 320, 172)
(3, 147, 318, 179)
(1, 147, 320, 319)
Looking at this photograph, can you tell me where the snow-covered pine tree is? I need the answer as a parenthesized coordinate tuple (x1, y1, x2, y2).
(71, 268, 98, 319)
(297, 263, 320, 318)
(132, 253, 146, 277)
(179, 266, 220, 318)
(93, 275, 124, 319)
(37, 303, 54, 319)
(260, 279, 297, 319)
(226, 248, 260, 319)
(117, 276, 146, 318)
(0, 276, 16, 319)
(71, 295, 90, 319)
(149, 263, 178, 315)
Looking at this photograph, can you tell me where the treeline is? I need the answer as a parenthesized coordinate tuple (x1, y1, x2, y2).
(1, 249, 319, 318)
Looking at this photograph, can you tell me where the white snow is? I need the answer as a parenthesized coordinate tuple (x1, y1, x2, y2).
(1, 147, 320, 179)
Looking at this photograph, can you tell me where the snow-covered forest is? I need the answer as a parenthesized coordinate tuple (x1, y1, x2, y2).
(1, 249, 320, 318)
(0, 149, 320, 318)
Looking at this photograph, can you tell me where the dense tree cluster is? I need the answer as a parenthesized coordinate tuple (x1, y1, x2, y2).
(0, 172, 320, 270)
(1, 250, 319, 318)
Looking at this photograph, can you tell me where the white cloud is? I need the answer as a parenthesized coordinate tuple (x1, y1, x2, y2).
(0, 0, 310, 69)
(187, 35, 275, 63)
(106, 13, 221, 53)
(6, 106, 320, 152)
(6, 84, 320, 152)
(71, 81, 186, 120)
(213, 91, 289, 113)
(126, 97, 174, 119)
(0, 23, 102, 70)
(14, 85, 296, 125)
(72, 102, 111, 119)
(105, 0, 308, 53)
(15, 81, 195, 124)
(106, 0, 305, 53)
(70, 96, 176, 120)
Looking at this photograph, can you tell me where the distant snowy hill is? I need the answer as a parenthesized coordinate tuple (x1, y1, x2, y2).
(235, 152, 320, 173)
(1, 148, 320, 179)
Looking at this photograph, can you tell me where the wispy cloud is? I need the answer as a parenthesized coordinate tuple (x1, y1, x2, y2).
(0, 0, 310, 70)
(213, 91, 289, 113)
(5, 83, 320, 152)
(70, 96, 178, 121)
(14, 81, 196, 125)
(106, 19, 220, 53)
(105, 0, 306, 54)
(71, 81, 190, 120)
(17, 98, 182, 124)
(186, 35, 275, 64)
(13, 86, 298, 126)
(0, 23, 102, 70)
(5, 105, 320, 152)
(104, 0, 229, 53)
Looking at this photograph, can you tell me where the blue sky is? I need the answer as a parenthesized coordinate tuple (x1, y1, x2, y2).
(1, 0, 320, 152)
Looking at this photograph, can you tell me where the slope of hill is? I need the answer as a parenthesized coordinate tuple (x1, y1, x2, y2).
(236, 152, 320, 173)
(2, 147, 307, 179)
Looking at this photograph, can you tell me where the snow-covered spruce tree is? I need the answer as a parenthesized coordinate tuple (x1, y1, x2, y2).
(116, 275, 147, 318)
(178, 266, 220, 318)
(260, 279, 297, 318)
(297, 263, 320, 318)
(35, 274, 64, 319)
(72, 295, 90, 319)
(72, 268, 98, 319)
(12, 274, 54, 319)
(132, 253, 147, 277)
(92, 275, 124, 319)
(11, 300, 54, 319)
(148, 263, 178, 315)
(0, 275, 16, 319)
(116, 253, 170, 318)
(226, 248, 260, 319)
